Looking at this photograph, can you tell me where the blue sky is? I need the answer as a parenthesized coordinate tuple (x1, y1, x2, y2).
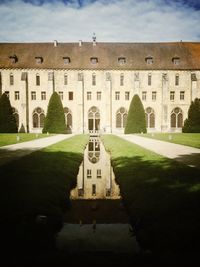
(0, 0, 200, 42)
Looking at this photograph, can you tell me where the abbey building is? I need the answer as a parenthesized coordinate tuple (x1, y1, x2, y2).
(0, 40, 200, 134)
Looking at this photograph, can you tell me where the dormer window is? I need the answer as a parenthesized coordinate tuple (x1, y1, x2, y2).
(90, 57, 98, 64)
(9, 55, 18, 63)
(63, 57, 70, 64)
(145, 56, 153, 65)
(172, 57, 180, 65)
(35, 57, 43, 64)
(118, 57, 126, 65)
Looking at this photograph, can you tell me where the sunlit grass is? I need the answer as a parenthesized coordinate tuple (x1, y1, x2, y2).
(101, 134, 200, 258)
(139, 133, 200, 148)
(0, 133, 54, 147)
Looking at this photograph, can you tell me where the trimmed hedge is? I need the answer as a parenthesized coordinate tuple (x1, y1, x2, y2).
(43, 92, 66, 133)
(0, 93, 18, 133)
(182, 98, 200, 133)
(125, 94, 147, 134)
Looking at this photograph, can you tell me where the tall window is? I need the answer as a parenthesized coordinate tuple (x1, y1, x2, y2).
(68, 91, 73, 100)
(32, 107, 45, 128)
(64, 107, 72, 129)
(14, 91, 20, 100)
(59, 91, 63, 100)
(175, 74, 179, 86)
(116, 107, 127, 128)
(152, 91, 157, 101)
(41, 91, 46, 100)
(48, 72, 53, 81)
(171, 107, 183, 128)
(180, 91, 185, 100)
(97, 91, 101, 100)
(64, 74, 68, 85)
(87, 92, 92, 100)
(170, 91, 175, 101)
(87, 169, 92, 178)
(142, 91, 147, 101)
(115, 91, 120, 100)
(10, 73, 14, 85)
(92, 73, 96, 86)
(36, 74, 40, 86)
(120, 73, 124, 86)
(31, 91, 36, 100)
(148, 73, 152, 86)
(145, 107, 155, 128)
(97, 169, 101, 178)
(125, 91, 130, 100)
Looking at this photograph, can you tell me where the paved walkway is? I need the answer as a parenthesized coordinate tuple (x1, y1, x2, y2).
(0, 134, 74, 166)
(117, 134, 200, 169)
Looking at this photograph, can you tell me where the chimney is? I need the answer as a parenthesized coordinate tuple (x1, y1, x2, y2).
(92, 33, 96, 46)
(79, 40, 82, 47)
(54, 40, 58, 47)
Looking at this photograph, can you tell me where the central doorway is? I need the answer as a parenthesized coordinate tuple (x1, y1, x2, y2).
(88, 106, 100, 134)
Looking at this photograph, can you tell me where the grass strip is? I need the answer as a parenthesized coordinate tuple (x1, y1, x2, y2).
(139, 133, 200, 148)
(101, 134, 200, 257)
(0, 133, 54, 147)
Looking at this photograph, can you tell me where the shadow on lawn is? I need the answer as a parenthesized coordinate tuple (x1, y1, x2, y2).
(175, 153, 200, 169)
(0, 148, 83, 266)
(112, 155, 200, 263)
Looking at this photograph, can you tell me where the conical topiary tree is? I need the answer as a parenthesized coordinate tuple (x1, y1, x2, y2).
(42, 92, 66, 133)
(125, 94, 147, 134)
(182, 98, 200, 133)
(0, 93, 18, 133)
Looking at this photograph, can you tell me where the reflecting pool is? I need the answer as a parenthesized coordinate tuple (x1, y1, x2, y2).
(70, 137, 121, 200)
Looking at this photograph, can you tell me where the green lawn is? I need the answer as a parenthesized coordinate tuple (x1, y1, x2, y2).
(139, 133, 200, 148)
(0, 133, 54, 147)
(101, 134, 200, 260)
(0, 134, 89, 256)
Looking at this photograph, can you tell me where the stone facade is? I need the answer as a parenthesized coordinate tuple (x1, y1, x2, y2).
(0, 41, 200, 133)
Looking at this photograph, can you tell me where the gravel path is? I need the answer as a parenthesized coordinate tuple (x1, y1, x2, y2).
(0, 134, 74, 166)
(117, 134, 200, 169)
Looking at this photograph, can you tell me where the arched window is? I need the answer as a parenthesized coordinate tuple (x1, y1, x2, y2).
(145, 107, 155, 128)
(12, 107, 19, 127)
(88, 137, 100, 164)
(64, 107, 72, 128)
(116, 107, 127, 128)
(32, 107, 45, 128)
(171, 107, 183, 128)
(88, 106, 100, 132)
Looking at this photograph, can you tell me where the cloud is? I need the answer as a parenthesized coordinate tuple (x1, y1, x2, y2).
(0, 0, 199, 42)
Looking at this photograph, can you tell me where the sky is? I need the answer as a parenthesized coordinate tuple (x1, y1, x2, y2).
(0, 0, 200, 42)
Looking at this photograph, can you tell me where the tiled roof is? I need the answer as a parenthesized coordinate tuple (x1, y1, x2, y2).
(0, 41, 200, 70)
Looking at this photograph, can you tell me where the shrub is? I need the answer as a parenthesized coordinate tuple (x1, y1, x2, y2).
(125, 94, 147, 134)
(0, 93, 18, 133)
(182, 98, 200, 133)
(42, 92, 66, 133)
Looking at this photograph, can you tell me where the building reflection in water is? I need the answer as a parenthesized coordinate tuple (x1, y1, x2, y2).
(70, 137, 121, 199)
